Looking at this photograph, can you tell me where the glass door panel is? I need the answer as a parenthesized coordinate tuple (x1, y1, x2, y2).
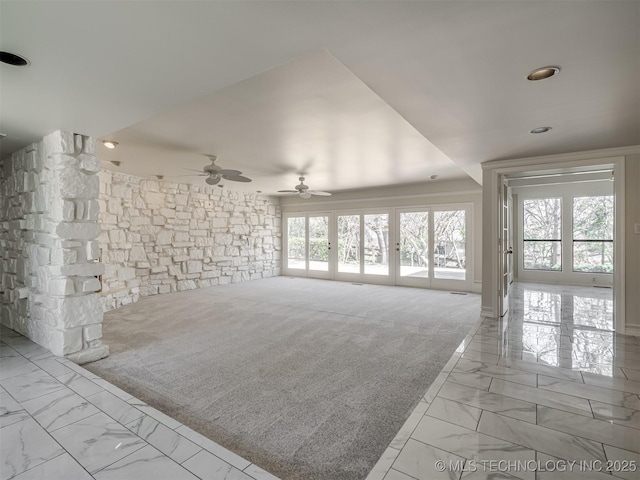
(309, 215, 329, 272)
(287, 216, 306, 270)
(364, 214, 389, 275)
(338, 215, 360, 273)
(433, 210, 466, 280)
(399, 211, 429, 279)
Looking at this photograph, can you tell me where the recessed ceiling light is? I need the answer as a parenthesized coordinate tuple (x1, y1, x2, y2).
(155, 175, 164, 180)
(0, 51, 29, 66)
(429, 174, 438, 180)
(103, 140, 118, 149)
(527, 66, 560, 81)
(530, 127, 552, 134)
(0, 133, 6, 139)
(110, 160, 122, 167)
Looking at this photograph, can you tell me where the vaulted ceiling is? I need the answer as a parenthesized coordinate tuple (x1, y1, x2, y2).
(1, 1, 638, 193)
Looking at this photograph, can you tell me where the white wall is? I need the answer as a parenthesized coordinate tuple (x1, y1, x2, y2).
(0, 131, 107, 362)
(280, 179, 483, 291)
(98, 171, 282, 310)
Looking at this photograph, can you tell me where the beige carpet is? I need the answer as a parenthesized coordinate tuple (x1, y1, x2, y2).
(86, 277, 480, 480)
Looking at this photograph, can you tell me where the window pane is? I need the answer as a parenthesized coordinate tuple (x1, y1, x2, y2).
(364, 214, 389, 275)
(523, 241, 561, 270)
(523, 198, 562, 240)
(573, 242, 613, 273)
(308, 216, 329, 271)
(399, 211, 429, 278)
(573, 196, 613, 240)
(433, 210, 466, 280)
(338, 215, 360, 273)
(287, 217, 305, 269)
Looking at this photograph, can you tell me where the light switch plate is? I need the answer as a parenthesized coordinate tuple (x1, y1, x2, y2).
(635, 223, 640, 234)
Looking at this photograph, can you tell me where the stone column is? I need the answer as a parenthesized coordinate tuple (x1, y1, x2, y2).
(1, 130, 108, 363)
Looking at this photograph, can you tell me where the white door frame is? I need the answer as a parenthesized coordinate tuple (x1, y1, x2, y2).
(282, 212, 332, 279)
(482, 152, 626, 333)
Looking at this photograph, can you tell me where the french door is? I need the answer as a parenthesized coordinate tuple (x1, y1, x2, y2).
(284, 205, 472, 290)
(395, 207, 471, 291)
(284, 213, 331, 279)
(335, 212, 392, 285)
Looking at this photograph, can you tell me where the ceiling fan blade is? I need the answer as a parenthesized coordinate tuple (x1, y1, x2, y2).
(277, 190, 298, 193)
(182, 168, 205, 173)
(217, 169, 242, 176)
(172, 174, 207, 177)
(309, 191, 332, 196)
(205, 176, 221, 185)
(224, 175, 252, 182)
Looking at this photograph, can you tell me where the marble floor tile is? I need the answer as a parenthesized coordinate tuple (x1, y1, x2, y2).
(459, 349, 500, 365)
(0, 345, 20, 358)
(496, 357, 583, 382)
(454, 358, 537, 387)
(424, 372, 449, 403)
(426, 396, 481, 430)
(392, 438, 465, 480)
(58, 359, 100, 380)
(448, 370, 493, 391)
(411, 416, 535, 480)
(31, 358, 74, 379)
(536, 470, 617, 480)
(56, 372, 104, 398)
(489, 378, 592, 417)
(621, 368, 640, 382)
(0, 355, 39, 381)
(389, 400, 430, 450)
(0, 417, 65, 480)
(590, 400, 640, 430)
(438, 381, 536, 423)
(50, 411, 147, 474)
(0, 369, 66, 403)
(477, 410, 606, 463)
(242, 463, 281, 480)
(93, 444, 199, 480)
(126, 414, 202, 464)
(181, 449, 253, 480)
(175, 425, 252, 471)
(536, 406, 640, 454)
(90, 378, 133, 401)
(11, 453, 92, 480)
(22, 387, 100, 432)
(127, 401, 182, 430)
(365, 446, 402, 480)
(85, 390, 145, 426)
(12, 344, 53, 361)
(537, 375, 640, 410)
(0, 389, 28, 428)
(582, 372, 640, 395)
(383, 468, 416, 480)
(602, 445, 640, 480)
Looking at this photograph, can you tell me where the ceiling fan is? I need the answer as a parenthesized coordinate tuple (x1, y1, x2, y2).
(278, 176, 331, 199)
(182, 155, 252, 185)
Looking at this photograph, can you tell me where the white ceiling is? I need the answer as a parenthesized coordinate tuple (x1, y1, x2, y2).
(1, 1, 638, 194)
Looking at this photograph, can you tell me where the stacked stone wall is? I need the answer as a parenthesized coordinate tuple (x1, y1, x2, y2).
(98, 171, 281, 310)
(0, 131, 107, 362)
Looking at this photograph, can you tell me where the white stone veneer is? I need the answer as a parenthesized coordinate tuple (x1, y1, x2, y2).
(98, 171, 281, 310)
(0, 131, 107, 362)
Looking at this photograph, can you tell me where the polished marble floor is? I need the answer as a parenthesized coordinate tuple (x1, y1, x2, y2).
(366, 283, 640, 480)
(2, 282, 639, 480)
(0, 326, 279, 480)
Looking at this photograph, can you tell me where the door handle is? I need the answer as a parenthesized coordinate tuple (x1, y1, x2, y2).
(504, 249, 513, 254)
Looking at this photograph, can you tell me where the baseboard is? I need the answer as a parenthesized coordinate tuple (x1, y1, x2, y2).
(624, 324, 640, 337)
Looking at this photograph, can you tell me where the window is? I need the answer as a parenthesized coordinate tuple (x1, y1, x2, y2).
(337, 215, 360, 273)
(433, 210, 466, 280)
(363, 214, 389, 275)
(287, 217, 305, 269)
(572, 196, 613, 273)
(523, 198, 562, 271)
